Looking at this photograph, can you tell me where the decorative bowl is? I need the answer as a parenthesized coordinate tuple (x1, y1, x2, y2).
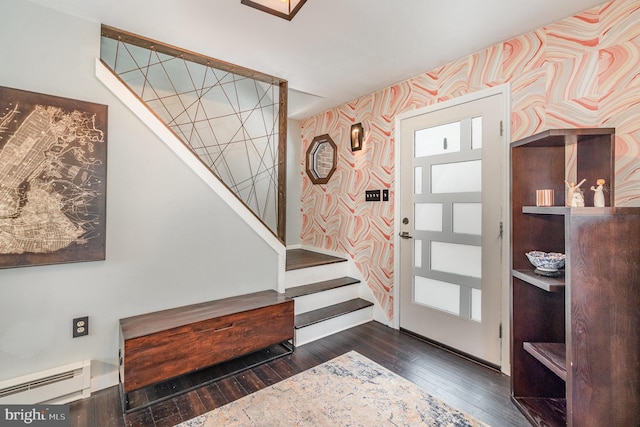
(525, 251, 566, 272)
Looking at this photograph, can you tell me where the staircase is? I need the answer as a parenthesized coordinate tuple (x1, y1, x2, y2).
(285, 249, 373, 346)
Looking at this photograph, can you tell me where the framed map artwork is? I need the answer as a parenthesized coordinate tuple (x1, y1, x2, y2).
(0, 86, 107, 268)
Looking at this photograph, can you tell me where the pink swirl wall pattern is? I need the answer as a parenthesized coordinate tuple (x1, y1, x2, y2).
(300, 0, 640, 321)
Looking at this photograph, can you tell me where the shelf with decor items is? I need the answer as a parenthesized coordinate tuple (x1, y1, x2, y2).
(510, 128, 640, 426)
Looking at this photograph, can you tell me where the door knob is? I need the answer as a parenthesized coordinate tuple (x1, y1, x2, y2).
(399, 231, 413, 239)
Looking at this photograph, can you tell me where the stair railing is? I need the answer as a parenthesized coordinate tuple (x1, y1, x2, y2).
(99, 25, 287, 243)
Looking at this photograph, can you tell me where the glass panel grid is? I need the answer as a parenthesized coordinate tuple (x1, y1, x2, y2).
(415, 166, 423, 195)
(453, 203, 482, 235)
(471, 116, 482, 149)
(414, 276, 460, 315)
(471, 289, 482, 322)
(431, 160, 481, 194)
(431, 241, 481, 278)
(415, 203, 443, 232)
(415, 122, 461, 158)
(411, 115, 487, 324)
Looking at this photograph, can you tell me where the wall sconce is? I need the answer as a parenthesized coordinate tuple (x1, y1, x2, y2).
(350, 123, 364, 152)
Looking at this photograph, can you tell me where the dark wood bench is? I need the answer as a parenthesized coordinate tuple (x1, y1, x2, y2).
(118, 289, 294, 411)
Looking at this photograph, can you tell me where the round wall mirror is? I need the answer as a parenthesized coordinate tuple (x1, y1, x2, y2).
(306, 134, 337, 184)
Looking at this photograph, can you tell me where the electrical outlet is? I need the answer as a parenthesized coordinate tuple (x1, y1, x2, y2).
(365, 190, 381, 201)
(382, 189, 389, 201)
(73, 316, 89, 338)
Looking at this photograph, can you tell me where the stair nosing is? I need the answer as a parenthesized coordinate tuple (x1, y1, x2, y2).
(294, 298, 373, 329)
(284, 277, 360, 299)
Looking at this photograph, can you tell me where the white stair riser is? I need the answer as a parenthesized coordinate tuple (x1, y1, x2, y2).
(293, 284, 360, 315)
(285, 262, 348, 288)
(294, 307, 373, 346)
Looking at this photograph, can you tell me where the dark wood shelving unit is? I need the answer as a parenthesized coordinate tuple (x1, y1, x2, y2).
(510, 128, 640, 426)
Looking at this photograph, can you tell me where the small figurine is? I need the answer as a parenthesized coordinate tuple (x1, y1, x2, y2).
(572, 189, 585, 207)
(565, 179, 586, 207)
(591, 178, 606, 207)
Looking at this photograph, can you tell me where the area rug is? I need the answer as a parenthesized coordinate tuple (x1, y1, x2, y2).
(176, 351, 488, 427)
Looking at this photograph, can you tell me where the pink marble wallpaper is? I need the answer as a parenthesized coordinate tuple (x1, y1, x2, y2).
(300, 0, 640, 320)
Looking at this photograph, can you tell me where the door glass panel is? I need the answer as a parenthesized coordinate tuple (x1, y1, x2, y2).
(431, 160, 481, 193)
(453, 203, 482, 235)
(431, 241, 481, 278)
(414, 239, 422, 268)
(471, 289, 482, 322)
(471, 116, 482, 149)
(415, 122, 461, 157)
(415, 203, 442, 231)
(415, 276, 460, 315)
(415, 166, 423, 195)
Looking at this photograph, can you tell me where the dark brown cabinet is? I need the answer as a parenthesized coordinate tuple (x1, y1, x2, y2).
(510, 128, 640, 426)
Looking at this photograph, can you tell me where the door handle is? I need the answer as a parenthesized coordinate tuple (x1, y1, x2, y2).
(399, 231, 413, 239)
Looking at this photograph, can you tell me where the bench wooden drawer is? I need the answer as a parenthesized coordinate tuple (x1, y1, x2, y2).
(119, 290, 294, 393)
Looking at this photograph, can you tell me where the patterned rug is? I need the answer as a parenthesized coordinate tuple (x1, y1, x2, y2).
(176, 351, 488, 427)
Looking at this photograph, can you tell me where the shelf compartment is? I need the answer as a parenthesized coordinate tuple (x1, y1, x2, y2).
(512, 269, 565, 292)
(524, 342, 566, 381)
(512, 397, 566, 427)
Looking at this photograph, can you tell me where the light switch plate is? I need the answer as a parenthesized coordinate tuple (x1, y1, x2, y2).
(365, 190, 381, 201)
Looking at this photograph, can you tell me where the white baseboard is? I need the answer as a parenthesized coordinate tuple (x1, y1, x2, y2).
(90, 370, 118, 393)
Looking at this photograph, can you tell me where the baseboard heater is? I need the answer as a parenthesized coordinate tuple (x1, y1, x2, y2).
(0, 360, 91, 405)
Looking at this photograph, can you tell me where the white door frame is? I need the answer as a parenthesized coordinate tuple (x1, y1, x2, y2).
(393, 84, 512, 375)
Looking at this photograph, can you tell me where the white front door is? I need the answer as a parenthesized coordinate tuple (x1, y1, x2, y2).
(398, 91, 505, 366)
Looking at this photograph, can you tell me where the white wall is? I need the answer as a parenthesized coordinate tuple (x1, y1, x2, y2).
(0, 0, 278, 389)
(286, 119, 302, 245)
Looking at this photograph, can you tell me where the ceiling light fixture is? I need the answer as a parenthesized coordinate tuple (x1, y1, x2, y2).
(241, 0, 308, 21)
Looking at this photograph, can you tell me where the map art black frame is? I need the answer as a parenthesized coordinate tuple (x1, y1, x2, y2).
(0, 86, 107, 268)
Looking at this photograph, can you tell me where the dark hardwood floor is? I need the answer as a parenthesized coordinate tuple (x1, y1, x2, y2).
(69, 321, 530, 427)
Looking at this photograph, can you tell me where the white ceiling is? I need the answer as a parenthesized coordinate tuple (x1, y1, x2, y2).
(28, 0, 606, 119)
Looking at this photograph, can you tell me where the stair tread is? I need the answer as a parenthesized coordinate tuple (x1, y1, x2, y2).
(285, 277, 360, 298)
(286, 249, 347, 271)
(294, 298, 373, 329)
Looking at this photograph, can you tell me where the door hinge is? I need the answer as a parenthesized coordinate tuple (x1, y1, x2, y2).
(499, 323, 503, 339)
(499, 120, 504, 136)
(499, 221, 503, 238)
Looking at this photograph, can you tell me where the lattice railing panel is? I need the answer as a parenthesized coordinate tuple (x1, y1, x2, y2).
(100, 26, 286, 241)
